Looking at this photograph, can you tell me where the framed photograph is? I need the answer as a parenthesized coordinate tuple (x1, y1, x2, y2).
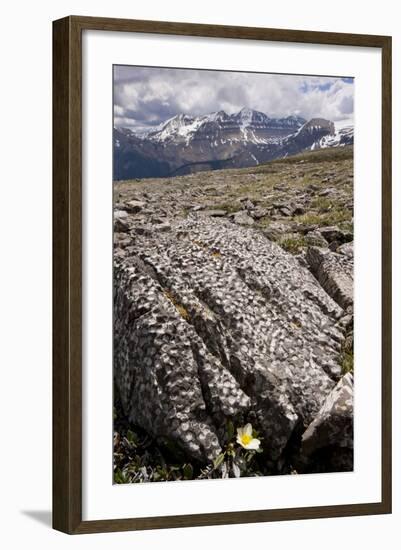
(53, 16, 392, 534)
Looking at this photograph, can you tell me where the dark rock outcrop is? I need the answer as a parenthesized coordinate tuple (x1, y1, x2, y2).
(306, 246, 353, 310)
(301, 372, 353, 470)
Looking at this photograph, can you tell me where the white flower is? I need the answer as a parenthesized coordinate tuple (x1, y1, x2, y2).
(236, 423, 261, 450)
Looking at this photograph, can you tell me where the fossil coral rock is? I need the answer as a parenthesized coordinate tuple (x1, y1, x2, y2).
(114, 216, 347, 464)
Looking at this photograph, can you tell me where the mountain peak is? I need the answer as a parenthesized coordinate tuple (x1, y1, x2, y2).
(164, 113, 193, 126)
(238, 107, 254, 116)
(301, 118, 335, 134)
(236, 108, 254, 128)
(206, 110, 228, 122)
(236, 107, 268, 120)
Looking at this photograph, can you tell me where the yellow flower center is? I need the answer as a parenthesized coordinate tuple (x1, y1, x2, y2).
(240, 434, 252, 446)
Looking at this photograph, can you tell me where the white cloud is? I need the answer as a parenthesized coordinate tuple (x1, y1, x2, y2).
(113, 66, 354, 130)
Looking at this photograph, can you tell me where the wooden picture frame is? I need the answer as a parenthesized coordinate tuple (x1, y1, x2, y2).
(53, 15, 392, 534)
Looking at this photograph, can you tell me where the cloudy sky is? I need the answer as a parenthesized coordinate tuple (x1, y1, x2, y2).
(114, 65, 354, 133)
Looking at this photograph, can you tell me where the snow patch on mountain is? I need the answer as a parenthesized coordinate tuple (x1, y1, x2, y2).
(312, 125, 354, 150)
(148, 114, 201, 143)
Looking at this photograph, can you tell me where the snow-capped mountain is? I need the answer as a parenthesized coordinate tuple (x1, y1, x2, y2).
(113, 108, 353, 180)
(311, 125, 354, 150)
(144, 109, 306, 146)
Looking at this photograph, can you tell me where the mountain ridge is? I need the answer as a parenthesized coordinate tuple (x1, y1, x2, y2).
(114, 108, 353, 180)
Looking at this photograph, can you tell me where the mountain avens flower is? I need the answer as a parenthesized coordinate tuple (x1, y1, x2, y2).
(236, 423, 261, 450)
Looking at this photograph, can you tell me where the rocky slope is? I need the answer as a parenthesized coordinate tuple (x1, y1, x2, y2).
(114, 108, 353, 180)
(113, 146, 354, 477)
